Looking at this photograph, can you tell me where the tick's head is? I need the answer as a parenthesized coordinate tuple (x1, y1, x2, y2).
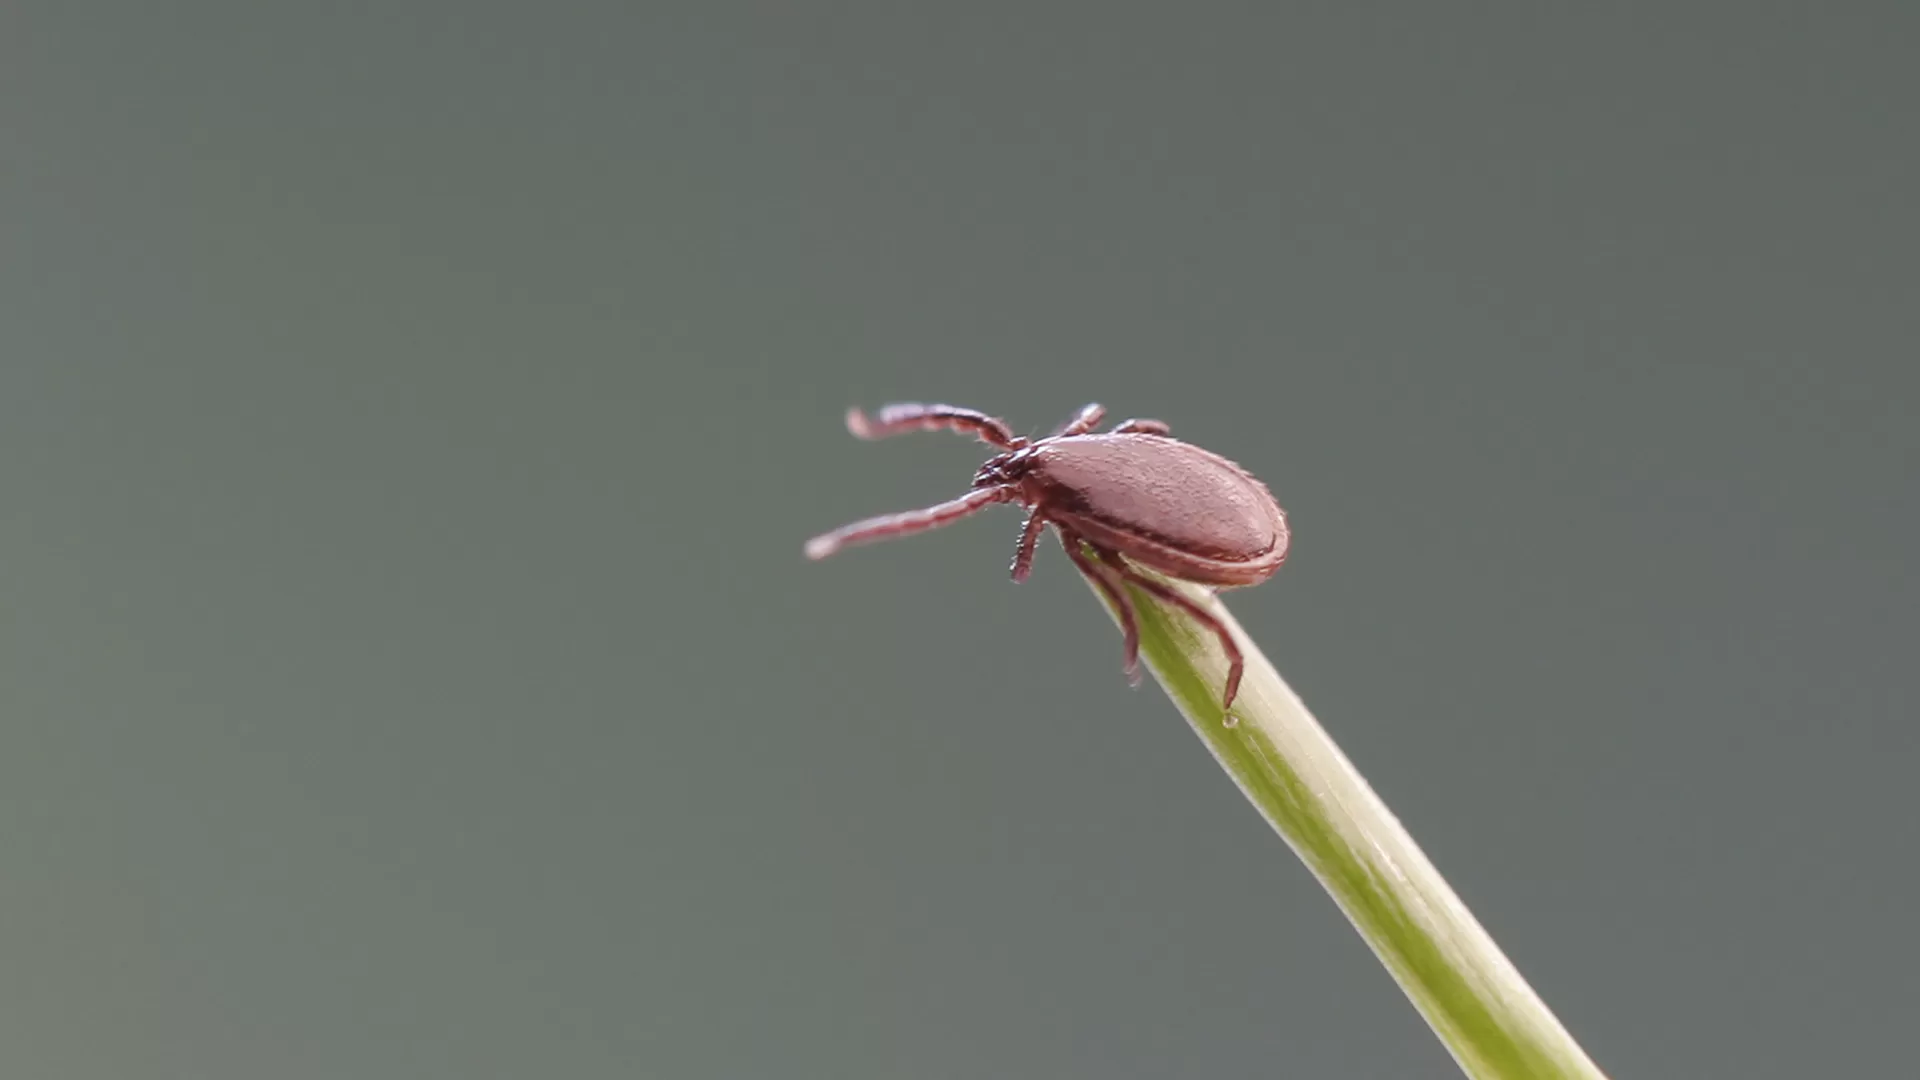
(973, 446, 1040, 490)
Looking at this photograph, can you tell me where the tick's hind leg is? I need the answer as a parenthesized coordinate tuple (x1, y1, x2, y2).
(1058, 531, 1142, 685)
(1101, 553, 1245, 713)
(1110, 418, 1171, 436)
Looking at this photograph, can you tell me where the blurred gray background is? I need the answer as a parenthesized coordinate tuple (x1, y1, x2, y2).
(4, 4, 1915, 1077)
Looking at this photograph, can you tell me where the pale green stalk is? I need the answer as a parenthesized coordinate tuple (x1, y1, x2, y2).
(1080, 558, 1610, 1080)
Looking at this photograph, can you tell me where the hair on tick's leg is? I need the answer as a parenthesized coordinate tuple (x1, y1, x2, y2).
(1050, 403, 1107, 437)
(1059, 530, 1142, 685)
(845, 404, 1023, 449)
(1009, 507, 1048, 583)
(1110, 418, 1172, 436)
(805, 487, 1009, 561)
(1101, 550, 1245, 714)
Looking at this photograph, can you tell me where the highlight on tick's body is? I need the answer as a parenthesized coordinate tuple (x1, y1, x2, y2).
(804, 402, 1289, 712)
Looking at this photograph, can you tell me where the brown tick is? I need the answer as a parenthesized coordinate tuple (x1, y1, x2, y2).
(804, 402, 1288, 710)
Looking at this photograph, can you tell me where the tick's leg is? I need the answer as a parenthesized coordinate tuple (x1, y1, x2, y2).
(805, 487, 1009, 560)
(1009, 506, 1048, 582)
(1103, 554, 1245, 711)
(1110, 418, 1172, 436)
(1051, 403, 1107, 437)
(1059, 531, 1142, 684)
(846, 404, 1022, 449)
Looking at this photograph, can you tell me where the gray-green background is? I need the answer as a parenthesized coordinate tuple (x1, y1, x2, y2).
(5, 4, 1915, 1077)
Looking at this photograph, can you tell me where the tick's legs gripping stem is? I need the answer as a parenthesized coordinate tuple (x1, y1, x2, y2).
(1059, 531, 1142, 685)
(1051, 403, 1107, 437)
(1110, 418, 1172, 436)
(1010, 507, 1048, 583)
(1102, 551, 1246, 712)
(805, 487, 1009, 561)
(845, 404, 1023, 449)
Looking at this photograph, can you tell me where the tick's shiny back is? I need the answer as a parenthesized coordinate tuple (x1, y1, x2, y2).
(1020, 434, 1283, 564)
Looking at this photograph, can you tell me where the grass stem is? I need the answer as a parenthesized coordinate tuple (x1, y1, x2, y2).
(1080, 557, 1609, 1080)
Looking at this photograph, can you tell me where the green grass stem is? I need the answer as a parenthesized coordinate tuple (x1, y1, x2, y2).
(1079, 553, 1610, 1080)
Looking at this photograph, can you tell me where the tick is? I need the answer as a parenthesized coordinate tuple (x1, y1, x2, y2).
(804, 402, 1289, 711)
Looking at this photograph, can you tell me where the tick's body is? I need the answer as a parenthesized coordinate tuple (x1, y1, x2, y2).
(1001, 434, 1287, 587)
(805, 402, 1289, 711)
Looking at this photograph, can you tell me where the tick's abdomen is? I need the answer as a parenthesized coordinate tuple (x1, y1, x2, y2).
(1027, 435, 1281, 562)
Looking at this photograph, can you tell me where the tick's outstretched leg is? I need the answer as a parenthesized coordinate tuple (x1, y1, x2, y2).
(1009, 506, 1048, 582)
(1059, 531, 1141, 684)
(1100, 549, 1245, 712)
(805, 487, 1009, 560)
(1051, 403, 1107, 437)
(846, 404, 1022, 449)
(1110, 418, 1171, 436)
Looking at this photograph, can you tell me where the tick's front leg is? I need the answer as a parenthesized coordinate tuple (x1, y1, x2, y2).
(1051, 403, 1107, 437)
(805, 487, 1009, 561)
(1010, 507, 1048, 582)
